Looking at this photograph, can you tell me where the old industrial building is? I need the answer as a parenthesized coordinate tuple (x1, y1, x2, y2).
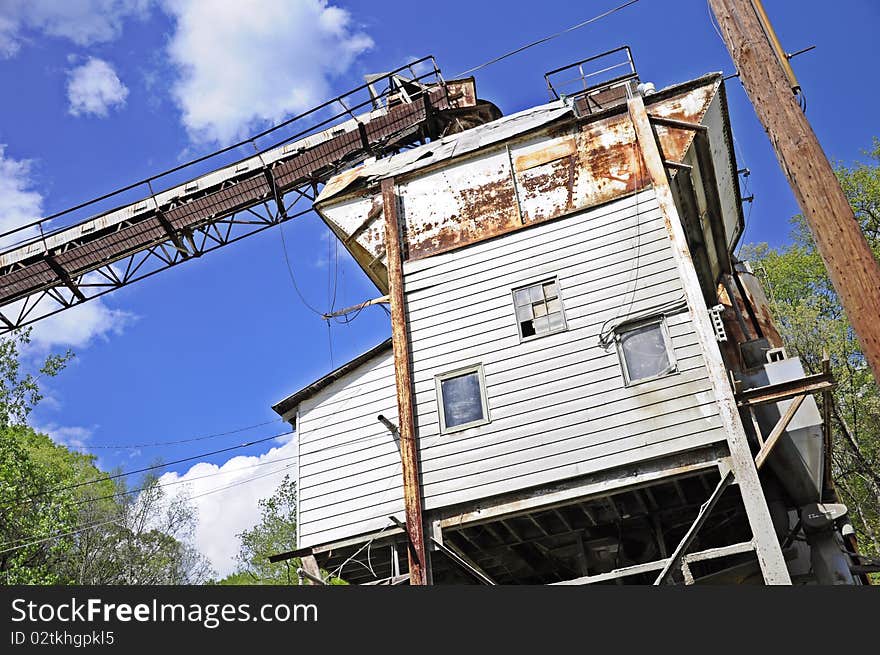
(270, 50, 863, 585)
(0, 38, 864, 585)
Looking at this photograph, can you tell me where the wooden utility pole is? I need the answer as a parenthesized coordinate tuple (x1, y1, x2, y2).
(709, 0, 880, 382)
(382, 177, 428, 585)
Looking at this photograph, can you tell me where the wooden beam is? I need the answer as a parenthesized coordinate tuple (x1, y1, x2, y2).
(553, 541, 756, 586)
(653, 471, 734, 584)
(628, 93, 790, 584)
(709, 0, 880, 383)
(299, 555, 323, 585)
(382, 177, 428, 586)
(736, 371, 833, 407)
(754, 394, 806, 470)
(433, 536, 497, 585)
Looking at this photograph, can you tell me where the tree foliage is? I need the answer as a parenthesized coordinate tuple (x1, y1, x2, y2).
(741, 139, 880, 556)
(0, 331, 212, 584)
(216, 475, 344, 585)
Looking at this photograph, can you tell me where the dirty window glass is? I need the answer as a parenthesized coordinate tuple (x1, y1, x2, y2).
(513, 278, 566, 339)
(440, 371, 485, 429)
(617, 320, 675, 384)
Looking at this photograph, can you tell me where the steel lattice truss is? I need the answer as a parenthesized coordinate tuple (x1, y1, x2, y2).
(4, 184, 317, 331)
(0, 58, 496, 335)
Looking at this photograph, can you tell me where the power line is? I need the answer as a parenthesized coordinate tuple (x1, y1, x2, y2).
(83, 418, 284, 450)
(455, 1, 641, 77)
(67, 454, 299, 508)
(0, 464, 294, 555)
(3, 431, 294, 509)
(278, 223, 325, 316)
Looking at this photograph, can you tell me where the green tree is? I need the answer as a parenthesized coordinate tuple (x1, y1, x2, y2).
(0, 330, 77, 583)
(741, 138, 880, 557)
(216, 475, 345, 585)
(229, 474, 299, 584)
(0, 329, 212, 585)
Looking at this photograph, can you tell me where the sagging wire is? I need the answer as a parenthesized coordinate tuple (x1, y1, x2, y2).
(455, 0, 641, 77)
(597, 295, 689, 349)
(0, 464, 295, 555)
(279, 224, 325, 316)
(2, 431, 294, 509)
(324, 523, 393, 583)
(84, 418, 284, 450)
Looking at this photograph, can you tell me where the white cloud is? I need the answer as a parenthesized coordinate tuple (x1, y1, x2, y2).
(0, 0, 150, 58)
(157, 440, 298, 577)
(0, 145, 42, 249)
(67, 57, 130, 118)
(28, 295, 137, 350)
(161, 0, 373, 144)
(0, 145, 136, 348)
(36, 423, 95, 451)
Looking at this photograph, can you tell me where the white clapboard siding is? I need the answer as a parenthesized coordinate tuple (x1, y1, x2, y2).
(405, 189, 724, 513)
(296, 348, 404, 548)
(294, 189, 726, 549)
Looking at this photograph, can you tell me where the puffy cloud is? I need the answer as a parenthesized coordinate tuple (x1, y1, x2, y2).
(156, 439, 298, 577)
(36, 423, 95, 451)
(0, 0, 151, 58)
(0, 145, 136, 348)
(67, 57, 129, 117)
(161, 0, 373, 144)
(27, 294, 137, 350)
(0, 145, 42, 248)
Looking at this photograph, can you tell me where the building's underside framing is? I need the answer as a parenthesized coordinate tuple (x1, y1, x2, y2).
(279, 447, 782, 585)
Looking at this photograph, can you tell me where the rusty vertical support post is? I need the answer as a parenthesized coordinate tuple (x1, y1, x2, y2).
(709, 0, 880, 384)
(382, 177, 428, 586)
(628, 94, 791, 584)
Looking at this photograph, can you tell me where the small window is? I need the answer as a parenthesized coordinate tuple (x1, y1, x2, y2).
(435, 364, 490, 434)
(512, 277, 567, 340)
(616, 317, 677, 386)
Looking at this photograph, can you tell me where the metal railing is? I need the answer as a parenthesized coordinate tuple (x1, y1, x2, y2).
(0, 56, 444, 258)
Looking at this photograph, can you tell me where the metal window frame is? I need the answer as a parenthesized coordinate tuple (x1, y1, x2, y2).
(615, 315, 678, 387)
(510, 275, 568, 343)
(435, 363, 491, 435)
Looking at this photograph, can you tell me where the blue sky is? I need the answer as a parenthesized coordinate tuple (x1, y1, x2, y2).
(1, 0, 877, 574)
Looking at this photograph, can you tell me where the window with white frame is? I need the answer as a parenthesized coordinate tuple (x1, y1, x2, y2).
(512, 277, 566, 340)
(615, 317, 677, 385)
(435, 364, 490, 433)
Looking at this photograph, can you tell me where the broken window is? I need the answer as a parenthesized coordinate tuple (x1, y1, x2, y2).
(435, 364, 490, 433)
(512, 278, 567, 340)
(616, 317, 677, 385)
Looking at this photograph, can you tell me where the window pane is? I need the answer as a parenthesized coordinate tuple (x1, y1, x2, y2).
(620, 323, 672, 382)
(514, 279, 566, 340)
(533, 315, 550, 335)
(516, 304, 533, 322)
(441, 372, 485, 428)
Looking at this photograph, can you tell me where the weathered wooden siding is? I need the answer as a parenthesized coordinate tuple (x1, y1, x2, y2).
(296, 189, 729, 549)
(295, 348, 404, 549)
(405, 189, 726, 510)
